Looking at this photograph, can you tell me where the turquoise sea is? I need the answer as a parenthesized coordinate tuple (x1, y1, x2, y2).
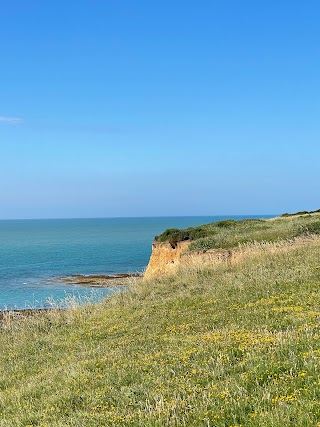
(0, 216, 274, 310)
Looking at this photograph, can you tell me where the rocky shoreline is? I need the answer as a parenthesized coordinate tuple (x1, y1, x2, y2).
(59, 273, 143, 287)
(0, 274, 143, 319)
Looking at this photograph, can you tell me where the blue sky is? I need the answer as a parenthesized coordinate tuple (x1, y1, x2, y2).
(1, 0, 319, 219)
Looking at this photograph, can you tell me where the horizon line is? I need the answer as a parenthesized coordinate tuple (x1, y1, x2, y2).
(0, 214, 278, 221)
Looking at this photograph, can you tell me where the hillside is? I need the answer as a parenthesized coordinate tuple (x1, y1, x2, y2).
(1, 213, 320, 426)
(144, 211, 320, 279)
(155, 210, 320, 250)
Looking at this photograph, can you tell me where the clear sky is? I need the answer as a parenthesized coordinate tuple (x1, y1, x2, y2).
(1, 0, 319, 219)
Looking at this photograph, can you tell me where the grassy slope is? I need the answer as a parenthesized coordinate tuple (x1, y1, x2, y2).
(155, 212, 320, 251)
(1, 221, 320, 425)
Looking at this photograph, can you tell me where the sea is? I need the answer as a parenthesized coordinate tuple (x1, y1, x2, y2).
(0, 216, 274, 310)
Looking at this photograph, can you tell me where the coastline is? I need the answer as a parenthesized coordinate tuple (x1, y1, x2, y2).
(0, 273, 142, 315)
(58, 273, 143, 287)
(0, 216, 268, 311)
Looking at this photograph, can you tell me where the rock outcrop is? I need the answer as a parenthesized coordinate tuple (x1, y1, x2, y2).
(144, 241, 190, 280)
(144, 240, 233, 280)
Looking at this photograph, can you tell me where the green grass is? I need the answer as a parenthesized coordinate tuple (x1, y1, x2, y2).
(155, 212, 320, 251)
(1, 236, 320, 425)
(281, 208, 320, 217)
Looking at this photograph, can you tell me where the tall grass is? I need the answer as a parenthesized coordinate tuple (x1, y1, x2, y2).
(1, 238, 320, 426)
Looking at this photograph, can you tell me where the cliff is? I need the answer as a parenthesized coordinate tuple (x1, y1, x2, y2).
(144, 240, 233, 280)
(144, 241, 190, 280)
(144, 213, 320, 280)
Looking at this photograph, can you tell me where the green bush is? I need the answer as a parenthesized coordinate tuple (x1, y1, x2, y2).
(215, 219, 236, 228)
(155, 226, 208, 244)
(155, 228, 190, 244)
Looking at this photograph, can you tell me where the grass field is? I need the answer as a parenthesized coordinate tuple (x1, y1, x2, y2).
(1, 217, 320, 426)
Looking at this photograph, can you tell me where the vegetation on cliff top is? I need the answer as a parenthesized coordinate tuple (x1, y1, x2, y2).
(155, 211, 320, 251)
(281, 208, 320, 217)
(1, 235, 320, 425)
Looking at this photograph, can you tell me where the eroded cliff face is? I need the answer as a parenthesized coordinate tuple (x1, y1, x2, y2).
(144, 241, 233, 280)
(144, 241, 190, 280)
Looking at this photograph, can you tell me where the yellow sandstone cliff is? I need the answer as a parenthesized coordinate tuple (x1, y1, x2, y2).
(144, 240, 233, 280)
(143, 241, 190, 280)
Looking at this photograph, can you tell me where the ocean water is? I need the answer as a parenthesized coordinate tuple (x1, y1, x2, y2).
(0, 216, 273, 310)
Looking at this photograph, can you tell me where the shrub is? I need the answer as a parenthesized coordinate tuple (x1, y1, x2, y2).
(155, 226, 208, 244)
(215, 219, 236, 228)
(155, 228, 190, 244)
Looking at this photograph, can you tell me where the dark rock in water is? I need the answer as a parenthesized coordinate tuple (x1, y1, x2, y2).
(59, 273, 143, 287)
